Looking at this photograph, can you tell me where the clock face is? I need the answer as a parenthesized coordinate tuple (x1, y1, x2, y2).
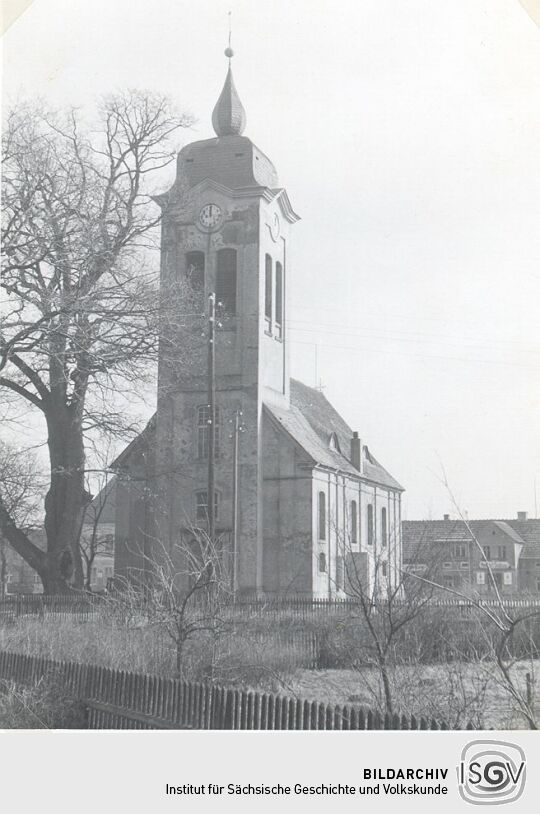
(270, 212, 280, 241)
(199, 203, 222, 230)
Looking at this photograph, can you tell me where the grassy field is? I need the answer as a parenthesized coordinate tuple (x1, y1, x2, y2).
(0, 614, 537, 729)
(287, 662, 538, 730)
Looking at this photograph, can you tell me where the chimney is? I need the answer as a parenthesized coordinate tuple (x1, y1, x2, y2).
(517, 511, 528, 521)
(443, 514, 450, 521)
(351, 432, 362, 473)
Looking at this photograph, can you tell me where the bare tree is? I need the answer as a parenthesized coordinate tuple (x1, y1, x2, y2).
(111, 530, 231, 677)
(1, 94, 192, 593)
(331, 520, 445, 717)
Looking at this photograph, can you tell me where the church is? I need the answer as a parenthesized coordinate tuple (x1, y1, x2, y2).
(113, 50, 404, 598)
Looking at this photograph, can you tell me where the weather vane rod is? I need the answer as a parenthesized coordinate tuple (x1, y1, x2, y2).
(225, 10, 234, 62)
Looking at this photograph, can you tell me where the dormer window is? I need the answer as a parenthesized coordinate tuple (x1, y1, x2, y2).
(329, 432, 340, 452)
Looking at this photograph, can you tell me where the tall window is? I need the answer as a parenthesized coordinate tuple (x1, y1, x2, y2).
(275, 261, 283, 338)
(367, 504, 374, 545)
(216, 248, 237, 314)
(350, 500, 358, 545)
(265, 254, 272, 329)
(318, 491, 326, 541)
(381, 507, 387, 547)
(197, 405, 220, 459)
(498, 545, 507, 560)
(381, 561, 388, 578)
(318, 552, 327, 573)
(483, 546, 491, 561)
(196, 491, 219, 521)
(185, 251, 205, 290)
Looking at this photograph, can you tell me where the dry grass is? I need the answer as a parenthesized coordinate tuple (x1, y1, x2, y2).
(0, 673, 86, 729)
(286, 661, 539, 729)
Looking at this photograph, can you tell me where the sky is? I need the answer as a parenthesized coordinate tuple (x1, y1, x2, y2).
(2, 0, 540, 520)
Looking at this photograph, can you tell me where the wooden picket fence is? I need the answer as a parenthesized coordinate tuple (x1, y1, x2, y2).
(2, 593, 539, 625)
(0, 650, 470, 731)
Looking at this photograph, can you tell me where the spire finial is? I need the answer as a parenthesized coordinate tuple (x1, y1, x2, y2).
(224, 11, 234, 62)
(212, 12, 247, 137)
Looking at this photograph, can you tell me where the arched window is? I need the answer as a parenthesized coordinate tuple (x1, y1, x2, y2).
(197, 405, 220, 459)
(185, 251, 205, 290)
(318, 552, 327, 573)
(350, 500, 358, 545)
(329, 432, 341, 452)
(381, 507, 387, 547)
(216, 248, 237, 314)
(265, 254, 272, 329)
(275, 261, 283, 338)
(318, 491, 326, 540)
(367, 504, 374, 545)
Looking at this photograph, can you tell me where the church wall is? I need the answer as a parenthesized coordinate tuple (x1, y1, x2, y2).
(262, 416, 312, 594)
(311, 469, 402, 598)
(114, 450, 153, 583)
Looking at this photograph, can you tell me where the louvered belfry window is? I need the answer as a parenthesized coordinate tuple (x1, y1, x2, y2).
(216, 248, 237, 314)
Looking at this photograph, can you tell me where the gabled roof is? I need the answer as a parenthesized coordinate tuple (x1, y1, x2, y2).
(111, 415, 156, 470)
(402, 519, 539, 561)
(264, 379, 404, 490)
(84, 477, 117, 526)
(501, 519, 540, 558)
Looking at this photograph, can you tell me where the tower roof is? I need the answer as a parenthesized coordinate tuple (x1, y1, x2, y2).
(212, 63, 247, 137)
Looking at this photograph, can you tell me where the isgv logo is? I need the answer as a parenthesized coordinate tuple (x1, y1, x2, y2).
(457, 740, 526, 805)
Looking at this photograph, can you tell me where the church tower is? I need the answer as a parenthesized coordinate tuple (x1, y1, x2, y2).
(153, 47, 300, 593)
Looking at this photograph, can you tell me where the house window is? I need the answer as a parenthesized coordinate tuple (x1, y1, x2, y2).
(443, 575, 454, 588)
(185, 251, 205, 290)
(381, 561, 388, 578)
(498, 545, 507, 561)
(482, 546, 491, 561)
(216, 248, 237, 314)
(381, 507, 387, 547)
(476, 571, 485, 585)
(197, 405, 220, 459)
(336, 556, 344, 589)
(318, 552, 327, 573)
(265, 254, 272, 329)
(318, 491, 326, 541)
(196, 491, 220, 522)
(367, 504, 374, 545)
(454, 544, 466, 559)
(275, 261, 283, 338)
(503, 571, 512, 586)
(350, 500, 358, 545)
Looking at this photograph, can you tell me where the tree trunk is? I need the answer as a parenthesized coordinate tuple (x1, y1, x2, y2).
(43, 406, 86, 592)
(380, 659, 394, 716)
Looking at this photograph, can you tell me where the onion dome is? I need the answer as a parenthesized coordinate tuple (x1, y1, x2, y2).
(211, 51, 247, 137)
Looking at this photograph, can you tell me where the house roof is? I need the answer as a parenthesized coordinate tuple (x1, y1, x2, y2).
(402, 519, 540, 561)
(264, 379, 404, 491)
(84, 477, 117, 526)
(502, 520, 540, 559)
